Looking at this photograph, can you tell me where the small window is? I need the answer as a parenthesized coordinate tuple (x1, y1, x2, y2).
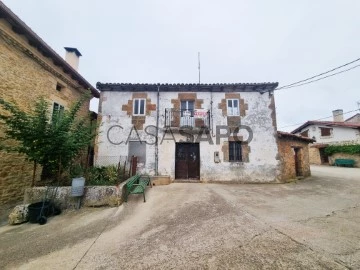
(56, 83, 63, 91)
(52, 102, 64, 122)
(229, 141, 242, 162)
(227, 99, 239, 116)
(300, 130, 309, 137)
(133, 99, 146, 116)
(320, 127, 332, 137)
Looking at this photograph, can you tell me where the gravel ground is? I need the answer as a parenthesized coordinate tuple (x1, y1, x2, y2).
(0, 165, 359, 269)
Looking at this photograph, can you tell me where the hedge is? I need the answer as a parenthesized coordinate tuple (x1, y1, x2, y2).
(324, 144, 360, 155)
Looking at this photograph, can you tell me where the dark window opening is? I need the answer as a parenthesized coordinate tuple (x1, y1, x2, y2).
(320, 127, 332, 137)
(56, 83, 63, 91)
(300, 130, 309, 137)
(229, 141, 242, 162)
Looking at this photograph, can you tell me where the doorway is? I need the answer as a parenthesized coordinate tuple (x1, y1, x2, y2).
(294, 147, 302, 177)
(175, 143, 200, 180)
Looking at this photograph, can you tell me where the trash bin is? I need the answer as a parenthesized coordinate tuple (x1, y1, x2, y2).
(28, 201, 50, 223)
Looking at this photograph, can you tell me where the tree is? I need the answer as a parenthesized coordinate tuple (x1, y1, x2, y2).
(0, 95, 96, 185)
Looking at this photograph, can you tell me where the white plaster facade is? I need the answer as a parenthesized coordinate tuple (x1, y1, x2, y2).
(95, 83, 282, 183)
(293, 124, 360, 145)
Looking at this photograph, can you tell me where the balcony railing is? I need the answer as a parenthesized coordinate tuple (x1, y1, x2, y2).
(165, 109, 210, 128)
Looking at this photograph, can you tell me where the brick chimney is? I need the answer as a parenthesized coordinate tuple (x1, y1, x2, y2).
(64, 47, 82, 71)
(332, 109, 344, 122)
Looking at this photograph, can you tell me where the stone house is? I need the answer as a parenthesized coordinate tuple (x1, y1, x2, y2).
(291, 110, 360, 165)
(95, 82, 312, 183)
(277, 131, 315, 181)
(0, 2, 99, 205)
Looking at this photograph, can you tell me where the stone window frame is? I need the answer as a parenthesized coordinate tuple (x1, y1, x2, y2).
(229, 141, 242, 162)
(226, 98, 240, 116)
(133, 98, 146, 116)
(221, 136, 250, 163)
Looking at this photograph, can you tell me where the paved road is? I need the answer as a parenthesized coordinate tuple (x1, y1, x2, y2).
(0, 165, 359, 269)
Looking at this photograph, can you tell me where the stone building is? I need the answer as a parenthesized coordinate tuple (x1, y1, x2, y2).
(277, 131, 314, 181)
(95, 82, 300, 183)
(0, 2, 99, 205)
(292, 110, 360, 165)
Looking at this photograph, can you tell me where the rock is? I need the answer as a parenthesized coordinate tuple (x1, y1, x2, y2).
(8, 204, 29, 225)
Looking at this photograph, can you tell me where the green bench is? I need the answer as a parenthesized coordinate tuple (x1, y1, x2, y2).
(125, 175, 152, 202)
(334, 159, 355, 167)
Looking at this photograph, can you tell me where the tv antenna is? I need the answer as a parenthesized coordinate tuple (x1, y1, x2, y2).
(198, 52, 201, 84)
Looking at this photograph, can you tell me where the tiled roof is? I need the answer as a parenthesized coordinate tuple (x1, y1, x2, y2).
(277, 131, 315, 143)
(0, 2, 99, 98)
(345, 113, 360, 122)
(291, 121, 360, 134)
(96, 82, 279, 93)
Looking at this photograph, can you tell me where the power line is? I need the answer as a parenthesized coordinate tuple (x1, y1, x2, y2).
(276, 64, 360, 91)
(279, 108, 360, 129)
(275, 57, 360, 91)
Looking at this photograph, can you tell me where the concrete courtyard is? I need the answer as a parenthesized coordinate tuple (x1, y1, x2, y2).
(0, 165, 359, 269)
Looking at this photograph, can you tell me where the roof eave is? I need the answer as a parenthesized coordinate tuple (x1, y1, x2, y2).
(0, 2, 99, 98)
(96, 82, 279, 93)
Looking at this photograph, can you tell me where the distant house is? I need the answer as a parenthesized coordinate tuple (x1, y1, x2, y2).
(345, 113, 360, 123)
(291, 110, 360, 165)
(0, 2, 99, 205)
(95, 82, 313, 183)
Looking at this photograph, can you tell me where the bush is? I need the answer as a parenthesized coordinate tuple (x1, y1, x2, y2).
(324, 144, 360, 155)
(86, 165, 129, 186)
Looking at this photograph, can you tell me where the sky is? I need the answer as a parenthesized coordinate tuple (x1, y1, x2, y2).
(2, 0, 360, 132)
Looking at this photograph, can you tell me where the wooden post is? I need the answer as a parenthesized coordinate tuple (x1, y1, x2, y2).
(131, 156, 137, 176)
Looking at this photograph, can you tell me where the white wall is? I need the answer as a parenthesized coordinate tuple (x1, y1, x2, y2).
(296, 125, 360, 144)
(96, 90, 281, 183)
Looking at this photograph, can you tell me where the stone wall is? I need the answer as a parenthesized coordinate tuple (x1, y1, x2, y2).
(309, 147, 321, 165)
(0, 19, 91, 205)
(278, 138, 311, 182)
(23, 186, 122, 209)
(328, 153, 360, 167)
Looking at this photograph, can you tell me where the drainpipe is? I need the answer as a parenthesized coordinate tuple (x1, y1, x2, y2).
(155, 85, 160, 175)
(210, 87, 214, 136)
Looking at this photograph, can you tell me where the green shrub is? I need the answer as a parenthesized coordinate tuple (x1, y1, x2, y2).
(86, 165, 129, 186)
(324, 144, 360, 155)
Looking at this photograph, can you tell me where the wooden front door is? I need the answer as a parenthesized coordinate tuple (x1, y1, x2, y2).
(175, 143, 200, 180)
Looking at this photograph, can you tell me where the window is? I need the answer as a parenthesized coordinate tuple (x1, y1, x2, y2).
(52, 102, 64, 122)
(180, 100, 194, 117)
(56, 83, 63, 91)
(229, 141, 242, 162)
(227, 99, 239, 116)
(133, 99, 146, 116)
(300, 130, 309, 137)
(320, 127, 332, 137)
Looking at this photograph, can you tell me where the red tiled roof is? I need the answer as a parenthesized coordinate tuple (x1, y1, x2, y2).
(277, 131, 315, 143)
(291, 121, 360, 134)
